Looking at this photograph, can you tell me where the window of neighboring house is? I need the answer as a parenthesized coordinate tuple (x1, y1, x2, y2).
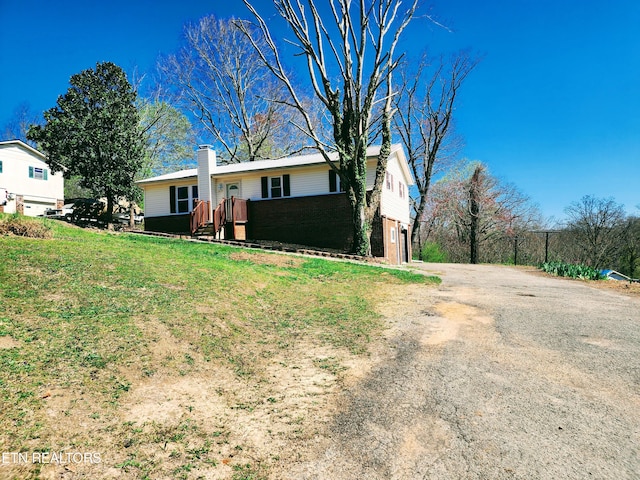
(386, 172, 394, 191)
(0, 160, 3, 174)
(169, 185, 198, 214)
(398, 182, 405, 199)
(29, 166, 48, 180)
(261, 174, 290, 199)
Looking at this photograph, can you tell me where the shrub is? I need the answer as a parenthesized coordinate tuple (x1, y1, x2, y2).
(539, 261, 603, 280)
(419, 242, 448, 263)
(0, 214, 53, 239)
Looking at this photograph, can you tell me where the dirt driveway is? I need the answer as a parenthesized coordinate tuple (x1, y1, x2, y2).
(281, 263, 640, 479)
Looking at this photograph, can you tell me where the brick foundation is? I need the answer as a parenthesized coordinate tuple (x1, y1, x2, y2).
(144, 214, 190, 234)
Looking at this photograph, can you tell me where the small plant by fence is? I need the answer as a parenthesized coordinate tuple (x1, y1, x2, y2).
(539, 261, 604, 280)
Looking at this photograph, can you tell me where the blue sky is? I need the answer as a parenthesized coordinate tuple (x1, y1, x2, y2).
(1, 0, 638, 223)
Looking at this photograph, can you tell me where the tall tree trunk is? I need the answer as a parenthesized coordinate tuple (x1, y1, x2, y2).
(129, 203, 135, 229)
(352, 199, 370, 256)
(469, 166, 481, 264)
(412, 199, 427, 259)
(106, 195, 114, 226)
(350, 170, 371, 256)
(410, 153, 435, 248)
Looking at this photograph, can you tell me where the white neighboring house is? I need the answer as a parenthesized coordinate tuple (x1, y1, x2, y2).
(0, 140, 64, 217)
(138, 143, 414, 264)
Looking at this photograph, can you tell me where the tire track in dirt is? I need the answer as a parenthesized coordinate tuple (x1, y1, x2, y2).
(280, 282, 493, 479)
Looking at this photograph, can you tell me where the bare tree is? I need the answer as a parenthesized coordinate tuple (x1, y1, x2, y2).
(422, 161, 541, 263)
(1, 102, 42, 145)
(617, 215, 640, 278)
(158, 15, 307, 163)
(138, 99, 195, 176)
(564, 195, 626, 268)
(241, 0, 418, 255)
(393, 52, 477, 255)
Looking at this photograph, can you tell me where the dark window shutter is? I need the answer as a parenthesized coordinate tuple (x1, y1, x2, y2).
(261, 176, 269, 198)
(169, 186, 176, 213)
(329, 170, 337, 192)
(29, 166, 34, 178)
(283, 174, 290, 197)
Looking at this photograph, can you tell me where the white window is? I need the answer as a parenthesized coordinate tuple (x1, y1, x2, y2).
(386, 172, 394, 191)
(270, 177, 282, 198)
(261, 175, 291, 199)
(171, 185, 198, 214)
(177, 186, 190, 213)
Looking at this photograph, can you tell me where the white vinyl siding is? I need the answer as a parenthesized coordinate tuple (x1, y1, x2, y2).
(214, 165, 348, 203)
(379, 153, 411, 224)
(142, 178, 197, 217)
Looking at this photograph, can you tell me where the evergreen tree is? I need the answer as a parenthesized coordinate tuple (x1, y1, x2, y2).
(28, 62, 144, 222)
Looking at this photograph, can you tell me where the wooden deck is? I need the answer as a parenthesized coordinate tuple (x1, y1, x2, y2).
(191, 197, 248, 240)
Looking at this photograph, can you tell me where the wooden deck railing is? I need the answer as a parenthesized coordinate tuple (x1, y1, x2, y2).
(232, 197, 248, 223)
(192, 197, 249, 238)
(213, 199, 226, 236)
(190, 200, 210, 235)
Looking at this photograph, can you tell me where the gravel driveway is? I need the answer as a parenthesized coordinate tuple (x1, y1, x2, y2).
(284, 263, 640, 479)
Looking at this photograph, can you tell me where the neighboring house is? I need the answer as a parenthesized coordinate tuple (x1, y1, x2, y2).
(0, 140, 64, 217)
(138, 144, 414, 264)
(601, 269, 635, 282)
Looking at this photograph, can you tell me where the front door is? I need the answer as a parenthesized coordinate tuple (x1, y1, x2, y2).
(227, 183, 239, 199)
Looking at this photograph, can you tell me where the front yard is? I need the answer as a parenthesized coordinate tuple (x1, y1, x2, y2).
(0, 216, 437, 479)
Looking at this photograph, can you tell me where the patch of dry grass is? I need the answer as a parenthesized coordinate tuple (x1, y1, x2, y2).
(0, 214, 53, 238)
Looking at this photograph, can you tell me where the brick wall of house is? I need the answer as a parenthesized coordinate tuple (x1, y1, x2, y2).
(379, 216, 411, 265)
(370, 211, 384, 258)
(248, 193, 354, 251)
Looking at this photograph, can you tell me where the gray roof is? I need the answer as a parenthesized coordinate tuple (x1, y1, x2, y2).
(137, 144, 413, 185)
(137, 169, 198, 184)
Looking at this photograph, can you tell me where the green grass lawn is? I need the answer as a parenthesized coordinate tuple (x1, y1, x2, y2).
(0, 215, 438, 479)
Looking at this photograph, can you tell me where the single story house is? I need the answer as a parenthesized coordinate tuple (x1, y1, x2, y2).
(0, 140, 64, 217)
(137, 144, 414, 264)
